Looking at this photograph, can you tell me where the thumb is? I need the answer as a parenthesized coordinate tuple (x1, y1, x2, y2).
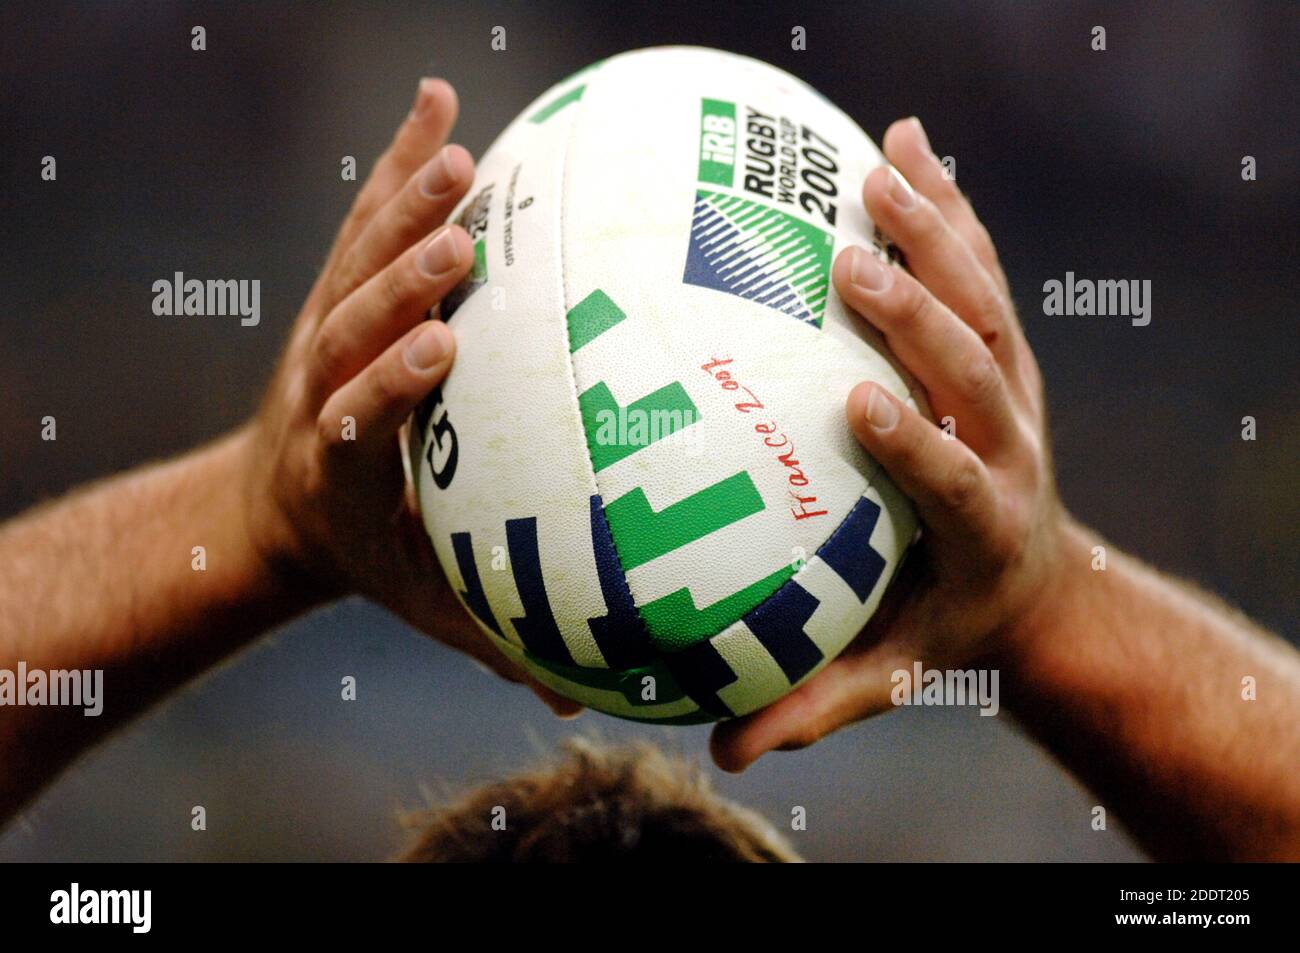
(710, 644, 911, 772)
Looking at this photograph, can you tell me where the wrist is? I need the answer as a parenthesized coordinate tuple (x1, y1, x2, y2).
(224, 425, 341, 615)
(990, 511, 1098, 675)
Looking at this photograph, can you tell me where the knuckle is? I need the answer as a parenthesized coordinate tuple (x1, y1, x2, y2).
(333, 243, 367, 298)
(370, 359, 406, 411)
(347, 191, 381, 233)
(895, 418, 930, 470)
(1016, 424, 1046, 476)
(324, 261, 355, 311)
(396, 181, 427, 227)
(957, 222, 985, 255)
(898, 279, 937, 328)
(933, 173, 964, 208)
(1003, 418, 1049, 492)
(910, 197, 946, 244)
(1003, 500, 1032, 551)
(942, 456, 985, 512)
(312, 324, 347, 384)
(958, 218, 1000, 268)
(314, 407, 346, 449)
(381, 260, 407, 312)
(988, 502, 1029, 569)
(879, 410, 916, 458)
(973, 280, 1010, 328)
(959, 350, 1003, 406)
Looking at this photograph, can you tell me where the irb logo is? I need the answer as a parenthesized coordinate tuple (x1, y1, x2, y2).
(697, 99, 737, 187)
(700, 113, 734, 165)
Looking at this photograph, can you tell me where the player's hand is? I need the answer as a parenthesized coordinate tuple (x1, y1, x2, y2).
(712, 117, 1076, 770)
(236, 78, 581, 715)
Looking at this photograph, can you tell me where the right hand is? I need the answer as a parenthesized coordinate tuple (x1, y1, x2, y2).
(712, 117, 1076, 770)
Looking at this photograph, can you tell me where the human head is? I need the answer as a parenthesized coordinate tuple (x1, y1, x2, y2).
(401, 738, 799, 862)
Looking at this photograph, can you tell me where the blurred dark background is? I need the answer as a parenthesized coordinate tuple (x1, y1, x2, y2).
(1, 1, 1296, 861)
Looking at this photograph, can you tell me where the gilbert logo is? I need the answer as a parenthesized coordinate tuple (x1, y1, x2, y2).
(50, 883, 151, 934)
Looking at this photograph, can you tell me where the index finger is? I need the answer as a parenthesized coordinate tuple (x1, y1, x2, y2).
(882, 117, 1011, 300)
(312, 78, 461, 318)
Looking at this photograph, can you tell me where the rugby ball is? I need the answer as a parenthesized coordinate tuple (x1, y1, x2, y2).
(411, 47, 922, 723)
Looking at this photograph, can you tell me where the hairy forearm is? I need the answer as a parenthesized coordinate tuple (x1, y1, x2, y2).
(1001, 520, 1300, 861)
(0, 428, 321, 822)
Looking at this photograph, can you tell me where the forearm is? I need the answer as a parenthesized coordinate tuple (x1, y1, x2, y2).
(1001, 520, 1300, 860)
(0, 428, 323, 822)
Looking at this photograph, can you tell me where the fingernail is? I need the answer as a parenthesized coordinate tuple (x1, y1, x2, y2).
(419, 147, 456, 198)
(887, 167, 917, 209)
(866, 387, 900, 431)
(404, 321, 451, 370)
(409, 77, 433, 119)
(909, 116, 933, 156)
(417, 229, 460, 277)
(849, 246, 892, 292)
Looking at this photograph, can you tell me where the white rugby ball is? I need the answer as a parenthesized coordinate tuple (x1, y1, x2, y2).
(411, 46, 922, 723)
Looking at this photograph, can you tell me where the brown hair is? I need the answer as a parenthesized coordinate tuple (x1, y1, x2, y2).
(400, 738, 800, 862)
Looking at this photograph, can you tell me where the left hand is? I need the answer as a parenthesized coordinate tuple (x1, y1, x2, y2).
(236, 78, 581, 715)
